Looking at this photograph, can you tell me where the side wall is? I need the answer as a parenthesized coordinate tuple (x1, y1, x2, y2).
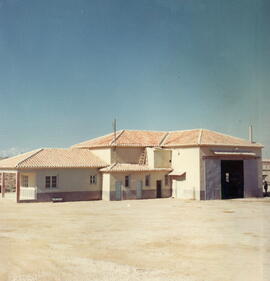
(154, 149, 172, 168)
(171, 147, 201, 200)
(89, 148, 112, 164)
(112, 147, 144, 164)
(108, 172, 171, 200)
(21, 168, 102, 202)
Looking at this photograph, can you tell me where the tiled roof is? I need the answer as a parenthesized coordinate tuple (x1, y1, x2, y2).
(73, 130, 167, 148)
(0, 148, 107, 169)
(72, 129, 263, 148)
(163, 130, 199, 146)
(100, 163, 172, 173)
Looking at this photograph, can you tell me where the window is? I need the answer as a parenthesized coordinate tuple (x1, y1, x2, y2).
(22, 175, 29, 187)
(125, 176, 130, 187)
(145, 175, 150, 187)
(52, 176, 57, 188)
(225, 173, 230, 183)
(90, 175, 97, 184)
(45, 176, 57, 188)
(45, 176, 51, 188)
(165, 175, 169, 186)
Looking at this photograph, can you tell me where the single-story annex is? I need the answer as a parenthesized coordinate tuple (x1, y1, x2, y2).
(0, 129, 263, 202)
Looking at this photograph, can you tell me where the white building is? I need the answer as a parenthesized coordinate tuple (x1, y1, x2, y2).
(0, 129, 263, 202)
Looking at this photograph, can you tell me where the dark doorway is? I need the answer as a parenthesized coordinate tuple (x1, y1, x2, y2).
(221, 160, 244, 199)
(156, 180, 162, 198)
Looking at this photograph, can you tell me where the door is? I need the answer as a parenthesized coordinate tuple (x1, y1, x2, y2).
(136, 180, 143, 199)
(221, 160, 244, 199)
(115, 181, 122, 200)
(156, 180, 162, 198)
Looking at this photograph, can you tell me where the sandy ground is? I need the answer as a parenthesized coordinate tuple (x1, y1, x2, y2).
(0, 198, 270, 281)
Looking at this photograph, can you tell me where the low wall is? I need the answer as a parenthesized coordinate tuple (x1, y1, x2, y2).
(109, 188, 171, 201)
(20, 191, 102, 203)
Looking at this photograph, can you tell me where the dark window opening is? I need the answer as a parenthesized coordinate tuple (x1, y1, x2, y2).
(145, 175, 150, 187)
(125, 176, 130, 187)
(165, 175, 169, 186)
(90, 175, 97, 184)
(52, 176, 57, 188)
(45, 176, 51, 188)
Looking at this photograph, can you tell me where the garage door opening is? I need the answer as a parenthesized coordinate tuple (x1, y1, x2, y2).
(221, 160, 244, 199)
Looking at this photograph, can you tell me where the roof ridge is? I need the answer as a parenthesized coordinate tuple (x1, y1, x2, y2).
(122, 129, 167, 133)
(71, 131, 122, 147)
(110, 130, 125, 145)
(159, 132, 170, 146)
(16, 148, 44, 168)
(197, 129, 203, 144)
(168, 128, 202, 133)
(109, 162, 117, 171)
(203, 128, 257, 144)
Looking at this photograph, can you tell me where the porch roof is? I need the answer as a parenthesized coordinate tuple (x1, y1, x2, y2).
(0, 148, 108, 169)
(100, 163, 172, 173)
(168, 170, 186, 177)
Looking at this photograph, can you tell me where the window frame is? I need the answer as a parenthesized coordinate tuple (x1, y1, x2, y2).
(45, 176, 57, 188)
(51, 176, 57, 188)
(125, 175, 130, 188)
(22, 175, 29, 187)
(90, 175, 97, 185)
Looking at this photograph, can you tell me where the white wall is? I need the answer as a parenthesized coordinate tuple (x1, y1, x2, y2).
(102, 173, 111, 200)
(23, 168, 102, 193)
(20, 172, 36, 187)
(89, 148, 112, 164)
(146, 148, 155, 168)
(171, 147, 200, 199)
(110, 171, 170, 197)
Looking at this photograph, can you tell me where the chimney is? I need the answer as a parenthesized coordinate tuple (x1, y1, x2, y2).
(249, 125, 254, 143)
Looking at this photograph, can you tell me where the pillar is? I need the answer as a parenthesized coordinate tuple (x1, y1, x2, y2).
(1, 172, 5, 198)
(16, 172, 20, 203)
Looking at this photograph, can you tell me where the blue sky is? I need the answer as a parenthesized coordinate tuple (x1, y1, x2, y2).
(0, 0, 269, 157)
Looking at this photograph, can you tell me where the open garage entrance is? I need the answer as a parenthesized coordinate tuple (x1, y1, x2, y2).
(221, 160, 244, 199)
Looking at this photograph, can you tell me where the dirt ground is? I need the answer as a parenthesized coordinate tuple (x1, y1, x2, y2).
(0, 198, 270, 281)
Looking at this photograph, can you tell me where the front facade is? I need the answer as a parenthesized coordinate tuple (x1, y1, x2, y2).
(0, 129, 264, 202)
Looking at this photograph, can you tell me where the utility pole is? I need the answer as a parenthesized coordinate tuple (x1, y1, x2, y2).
(112, 118, 117, 146)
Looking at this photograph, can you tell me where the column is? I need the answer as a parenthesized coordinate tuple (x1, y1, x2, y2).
(16, 171, 20, 203)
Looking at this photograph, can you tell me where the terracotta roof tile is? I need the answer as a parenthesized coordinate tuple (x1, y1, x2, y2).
(72, 129, 261, 148)
(100, 163, 172, 173)
(73, 130, 167, 148)
(199, 129, 258, 147)
(71, 131, 124, 148)
(0, 148, 108, 169)
(163, 129, 200, 146)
